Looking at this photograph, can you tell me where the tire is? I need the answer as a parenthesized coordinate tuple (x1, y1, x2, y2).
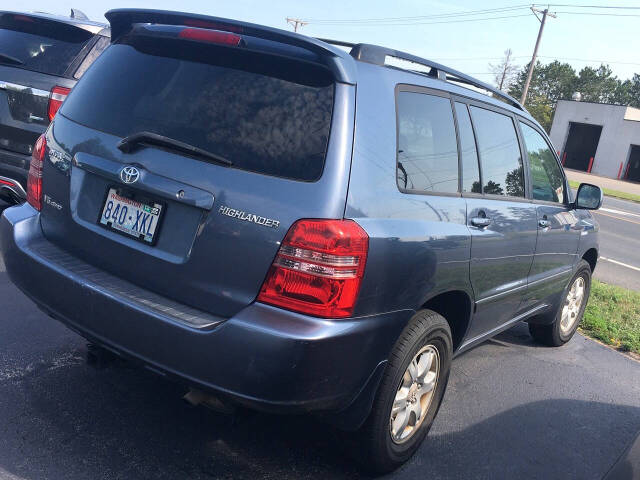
(529, 260, 592, 347)
(352, 309, 452, 474)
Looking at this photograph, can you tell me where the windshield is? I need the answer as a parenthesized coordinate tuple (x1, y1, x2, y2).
(0, 14, 93, 77)
(60, 37, 335, 182)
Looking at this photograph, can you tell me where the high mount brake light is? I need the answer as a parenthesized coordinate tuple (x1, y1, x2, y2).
(27, 134, 46, 211)
(182, 19, 243, 33)
(178, 28, 242, 46)
(258, 219, 369, 318)
(48, 86, 70, 122)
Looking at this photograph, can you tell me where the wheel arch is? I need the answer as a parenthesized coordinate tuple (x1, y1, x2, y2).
(421, 289, 473, 353)
(582, 248, 598, 272)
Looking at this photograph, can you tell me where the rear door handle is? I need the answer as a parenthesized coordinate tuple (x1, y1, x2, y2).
(471, 216, 491, 228)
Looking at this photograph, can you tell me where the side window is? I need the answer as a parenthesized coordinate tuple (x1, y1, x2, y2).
(469, 106, 524, 197)
(520, 122, 565, 203)
(454, 102, 481, 193)
(396, 91, 459, 193)
(74, 35, 110, 79)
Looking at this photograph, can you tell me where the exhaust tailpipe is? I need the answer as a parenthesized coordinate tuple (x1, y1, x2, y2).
(183, 388, 236, 414)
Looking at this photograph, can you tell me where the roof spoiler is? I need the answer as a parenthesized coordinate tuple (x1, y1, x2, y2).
(104, 9, 357, 85)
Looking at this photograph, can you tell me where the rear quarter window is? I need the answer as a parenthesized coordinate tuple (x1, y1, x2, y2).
(396, 90, 459, 194)
(60, 39, 335, 182)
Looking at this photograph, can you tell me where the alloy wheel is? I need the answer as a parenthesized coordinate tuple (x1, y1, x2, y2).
(389, 344, 440, 444)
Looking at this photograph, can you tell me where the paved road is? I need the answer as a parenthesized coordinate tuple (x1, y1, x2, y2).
(592, 196, 640, 291)
(565, 169, 640, 197)
(0, 253, 639, 479)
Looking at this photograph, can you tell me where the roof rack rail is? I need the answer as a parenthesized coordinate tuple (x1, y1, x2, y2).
(316, 38, 356, 49)
(318, 39, 525, 112)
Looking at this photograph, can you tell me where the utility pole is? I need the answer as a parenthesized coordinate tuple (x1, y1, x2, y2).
(520, 7, 556, 104)
(286, 17, 308, 32)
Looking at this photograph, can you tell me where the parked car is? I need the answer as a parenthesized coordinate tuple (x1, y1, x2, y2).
(0, 9, 602, 473)
(0, 9, 109, 204)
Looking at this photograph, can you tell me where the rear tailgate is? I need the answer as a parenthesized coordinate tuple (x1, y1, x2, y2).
(0, 12, 93, 156)
(40, 17, 356, 318)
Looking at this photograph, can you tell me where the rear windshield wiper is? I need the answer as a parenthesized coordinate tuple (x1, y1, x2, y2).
(117, 131, 233, 167)
(0, 53, 24, 66)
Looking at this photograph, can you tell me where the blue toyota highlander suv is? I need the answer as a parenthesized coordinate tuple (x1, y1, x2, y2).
(0, 9, 602, 473)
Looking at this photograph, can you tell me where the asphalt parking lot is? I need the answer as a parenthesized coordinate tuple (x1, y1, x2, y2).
(1, 246, 639, 479)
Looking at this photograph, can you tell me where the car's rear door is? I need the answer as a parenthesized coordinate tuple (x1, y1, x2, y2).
(40, 24, 354, 319)
(518, 119, 580, 310)
(460, 101, 538, 340)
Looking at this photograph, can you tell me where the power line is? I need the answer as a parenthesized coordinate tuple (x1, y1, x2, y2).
(538, 55, 640, 66)
(306, 13, 534, 27)
(555, 11, 640, 16)
(307, 5, 530, 23)
(432, 55, 640, 67)
(304, 3, 640, 26)
(536, 3, 640, 9)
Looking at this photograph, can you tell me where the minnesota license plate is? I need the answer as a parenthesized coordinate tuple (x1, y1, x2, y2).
(99, 188, 163, 244)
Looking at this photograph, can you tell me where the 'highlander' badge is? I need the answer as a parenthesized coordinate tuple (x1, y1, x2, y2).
(219, 206, 280, 229)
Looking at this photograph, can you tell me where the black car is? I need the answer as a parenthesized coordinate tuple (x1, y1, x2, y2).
(0, 9, 109, 204)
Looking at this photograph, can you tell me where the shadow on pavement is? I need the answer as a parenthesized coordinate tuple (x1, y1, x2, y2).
(0, 345, 638, 480)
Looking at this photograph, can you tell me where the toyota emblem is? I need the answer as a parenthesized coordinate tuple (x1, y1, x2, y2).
(120, 166, 140, 184)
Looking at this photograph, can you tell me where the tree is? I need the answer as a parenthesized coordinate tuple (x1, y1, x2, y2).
(508, 61, 576, 105)
(525, 98, 554, 132)
(608, 73, 640, 107)
(506, 60, 640, 130)
(489, 49, 519, 91)
(573, 65, 619, 103)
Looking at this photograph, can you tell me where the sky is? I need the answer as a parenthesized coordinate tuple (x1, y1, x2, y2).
(16, 0, 640, 82)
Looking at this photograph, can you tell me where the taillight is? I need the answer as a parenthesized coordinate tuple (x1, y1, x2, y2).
(257, 219, 369, 318)
(27, 134, 46, 210)
(47, 86, 70, 122)
(178, 27, 242, 46)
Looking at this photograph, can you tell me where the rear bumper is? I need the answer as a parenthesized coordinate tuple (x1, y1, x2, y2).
(0, 204, 410, 413)
(0, 148, 29, 188)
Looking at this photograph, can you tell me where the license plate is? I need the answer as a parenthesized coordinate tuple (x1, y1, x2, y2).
(99, 188, 163, 244)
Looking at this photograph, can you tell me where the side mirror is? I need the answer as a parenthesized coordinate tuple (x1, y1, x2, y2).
(575, 183, 603, 210)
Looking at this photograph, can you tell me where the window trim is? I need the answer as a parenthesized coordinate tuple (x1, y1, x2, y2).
(517, 117, 570, 206)
(394, 84, 462, 198)
(64, 33, 101, 79)
(452, 100, 482, 195)
(72, 34, 110, 79)
(463, 100, 528, 201)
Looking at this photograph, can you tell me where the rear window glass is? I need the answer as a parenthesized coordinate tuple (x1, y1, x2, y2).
(60, 38, 335, 182)
(0, 15, 93, 77)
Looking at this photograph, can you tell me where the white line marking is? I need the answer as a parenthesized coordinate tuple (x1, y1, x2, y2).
(600, 207, 640, 218)
(601, 256, 640, 272)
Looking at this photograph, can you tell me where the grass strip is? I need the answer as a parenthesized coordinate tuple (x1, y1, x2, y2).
(581, 280, 640, 355)
(569, 180, 640, 203)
